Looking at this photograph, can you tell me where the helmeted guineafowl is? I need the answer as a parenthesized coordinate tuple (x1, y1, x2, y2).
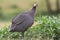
(10, 1, 37, 38)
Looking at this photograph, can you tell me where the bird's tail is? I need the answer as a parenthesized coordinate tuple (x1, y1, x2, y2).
(9, 28, 13, 32)
(9, 25, 15, 32)
(9, 28, 15, 32)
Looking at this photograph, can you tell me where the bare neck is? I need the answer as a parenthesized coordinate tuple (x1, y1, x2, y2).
(29, 7, 36, 18)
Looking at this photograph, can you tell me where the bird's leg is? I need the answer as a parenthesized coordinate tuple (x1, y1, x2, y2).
(21, 32, 24, 38)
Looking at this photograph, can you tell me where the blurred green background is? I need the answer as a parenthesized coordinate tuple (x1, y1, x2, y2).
(0, 0, 60, 26)
(0, 0, 59, 21)
(0, 0, 60, 40)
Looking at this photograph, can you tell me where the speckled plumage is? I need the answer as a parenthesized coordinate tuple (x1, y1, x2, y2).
(10, 2, 37, 38)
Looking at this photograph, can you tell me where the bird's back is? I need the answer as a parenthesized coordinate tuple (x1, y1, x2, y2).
(10, 13, 34, 32)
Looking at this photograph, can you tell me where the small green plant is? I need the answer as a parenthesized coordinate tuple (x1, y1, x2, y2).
(0, 16, 60, 40)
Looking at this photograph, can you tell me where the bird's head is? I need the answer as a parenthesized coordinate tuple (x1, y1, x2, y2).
(33, 1, 38, 8)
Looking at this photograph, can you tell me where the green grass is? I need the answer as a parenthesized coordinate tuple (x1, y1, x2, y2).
(0, 0, 60, 40)
(0, 16, 60, 40)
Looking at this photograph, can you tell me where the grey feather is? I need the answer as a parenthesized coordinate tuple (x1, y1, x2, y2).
(10, 2, 37, 38)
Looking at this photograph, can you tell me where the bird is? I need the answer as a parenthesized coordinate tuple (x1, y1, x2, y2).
(10, 1, 37, 38)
